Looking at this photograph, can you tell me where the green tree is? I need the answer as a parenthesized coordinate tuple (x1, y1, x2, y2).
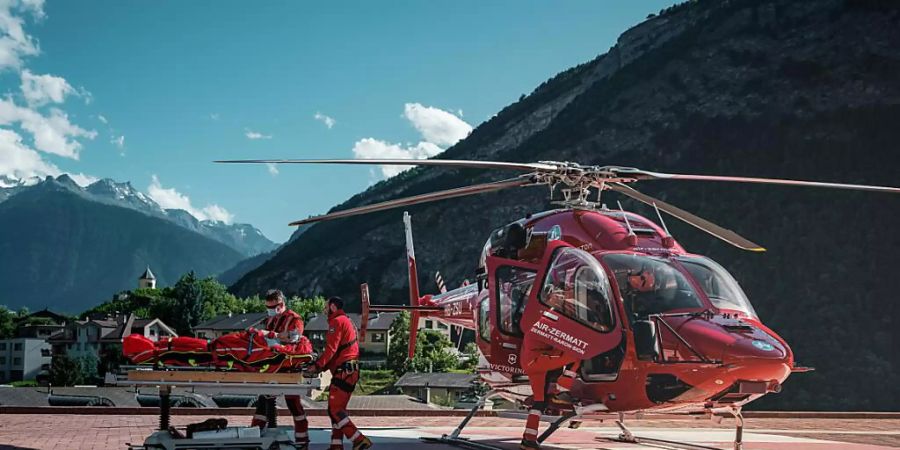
(0, 306, 16, 339)
(286, 296, 327, 321)
(387, 311, 411, 376)
(386, 312, 459, 376)
(169, 272, 205, 335)
(457, 342, 480, 372)
(78, 353, 100, 384)
(50, 354, 83, 386)
(410, 330, 459, 373)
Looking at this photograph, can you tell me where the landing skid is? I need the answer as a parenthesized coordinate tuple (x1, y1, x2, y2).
(421, 389, 579, 450)
(605, 407, 745, 450)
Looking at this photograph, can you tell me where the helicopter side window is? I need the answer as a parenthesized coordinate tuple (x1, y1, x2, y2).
(479, 297, 491, 343)
(539, 248, 615, 333)
(496, 266, 537, 337)
(602, 254, 703, 321)
(677, 256, 757, 317)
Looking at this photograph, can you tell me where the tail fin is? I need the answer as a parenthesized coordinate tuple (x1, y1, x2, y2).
(359, 283, 371, 341)
(404, 211, 421, 360)
(435, 272, 448, 294)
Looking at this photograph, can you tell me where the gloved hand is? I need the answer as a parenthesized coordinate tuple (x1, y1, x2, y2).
(302, 364, 320, 378)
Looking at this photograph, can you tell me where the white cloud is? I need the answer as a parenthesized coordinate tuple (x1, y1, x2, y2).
(314, 112, 335, 129)
(0, 0, 42, 71)
(0, 128, 96, 186)
(110, 134, 124, 150)
(147, 175, 234, 224)
(0, 99, 97, 159)
(266, 163, 278, 176)
(403, 103, 472, 147)
(352, 138, 442, 178)
(209, 113, 219, 120)
(97, 114, 107, 124)
(20, 70, 74, 106)
(245, 129, 271, 140)
(353, 103, 472, 179)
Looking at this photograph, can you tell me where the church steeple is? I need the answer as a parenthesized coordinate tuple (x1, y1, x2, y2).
(138, 266, 157, 289)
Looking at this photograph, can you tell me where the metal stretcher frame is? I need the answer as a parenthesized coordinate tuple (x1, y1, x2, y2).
(106, 366, 322, 433)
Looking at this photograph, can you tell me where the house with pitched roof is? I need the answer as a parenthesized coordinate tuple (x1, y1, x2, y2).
(193, 312, 266, 339)
(304, 312, 399, 355)
(48, 313, 177, 360)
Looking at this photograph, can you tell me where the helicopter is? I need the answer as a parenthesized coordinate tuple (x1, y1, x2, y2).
(218, 157, 900, 450)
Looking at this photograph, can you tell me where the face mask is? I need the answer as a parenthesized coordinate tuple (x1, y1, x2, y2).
(266, 308, 278, 317)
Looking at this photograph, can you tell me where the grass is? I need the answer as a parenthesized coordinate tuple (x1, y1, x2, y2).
(315, 369, 398, 400)
(10, 380, 38, 387)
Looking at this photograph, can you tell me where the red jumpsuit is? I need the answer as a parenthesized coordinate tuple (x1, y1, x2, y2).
(520, 329, 580, 444)
(249, 310, 309, 446)
(313, 309, 368, 449)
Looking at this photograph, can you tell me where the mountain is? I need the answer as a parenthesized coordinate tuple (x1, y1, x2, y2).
(0, 176, 277, 257)
(232, 0, 900, 411)
(216, 224, 312, 286)
(0, 176, 247, 313)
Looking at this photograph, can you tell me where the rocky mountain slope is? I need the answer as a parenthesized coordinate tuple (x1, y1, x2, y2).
(0, 176, 247, 313)
(232, 0, 900, 410)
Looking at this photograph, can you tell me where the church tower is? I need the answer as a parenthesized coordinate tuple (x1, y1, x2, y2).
(138, 266, 157, 289)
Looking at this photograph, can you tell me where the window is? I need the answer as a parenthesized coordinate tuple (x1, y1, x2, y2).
(0, 343, 6, 351)
(540, 248, 615, 332)
(495, 266, 537, 337)
(12, 357, 21, 366)
(41, 349, 51, 357)
(149, 328, 156, 336)
(676, 256, 757, 317)
(371, 333, 385, 343)
(602, 254, 704, 321)
(13, 343, 22, 351)
(478, 298, 491, 343)
(0, 357, 6, 365)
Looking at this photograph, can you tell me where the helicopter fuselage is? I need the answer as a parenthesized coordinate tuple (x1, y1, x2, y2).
(411, 208, 794, 414)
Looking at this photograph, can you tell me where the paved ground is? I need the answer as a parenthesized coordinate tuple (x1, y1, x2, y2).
(0, 415, 898, 449)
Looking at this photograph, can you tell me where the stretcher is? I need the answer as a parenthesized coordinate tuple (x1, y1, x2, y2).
(106, 366, 321, 450)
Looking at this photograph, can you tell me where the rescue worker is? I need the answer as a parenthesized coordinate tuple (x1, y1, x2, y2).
(249, 289, 311, 449)
(304, 296, 373, 450)
(520, 284, 582, 450)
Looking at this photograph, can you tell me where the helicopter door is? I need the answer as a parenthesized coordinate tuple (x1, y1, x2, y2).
(522, 243, 623, 360)
(486, 257, 539, 377)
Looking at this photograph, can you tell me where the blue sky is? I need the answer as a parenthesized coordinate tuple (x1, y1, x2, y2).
(0, 1, 676, 243)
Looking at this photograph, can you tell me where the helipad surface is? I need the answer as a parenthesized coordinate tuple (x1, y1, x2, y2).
(0, 414, 897, 449)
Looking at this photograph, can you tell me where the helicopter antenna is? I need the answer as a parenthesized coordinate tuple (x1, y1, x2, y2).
(652, 202, 670, 236)
(617, 200, 636, 239)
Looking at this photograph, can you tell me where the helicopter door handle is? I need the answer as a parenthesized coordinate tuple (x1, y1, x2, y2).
(543, 311, 559, 321)
(502, 343, 518, 350)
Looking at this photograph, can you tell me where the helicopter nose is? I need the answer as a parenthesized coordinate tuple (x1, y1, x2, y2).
(721, 335, 792, 383)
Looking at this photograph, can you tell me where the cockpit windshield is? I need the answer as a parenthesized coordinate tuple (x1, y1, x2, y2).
(676, 256, 757, 317)
(601, 254, 704, 320)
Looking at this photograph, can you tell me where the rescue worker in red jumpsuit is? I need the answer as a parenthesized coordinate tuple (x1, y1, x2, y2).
(249, 289, 312, 449)
(519, 280, 582, 449)
(305, 296, 373, 450)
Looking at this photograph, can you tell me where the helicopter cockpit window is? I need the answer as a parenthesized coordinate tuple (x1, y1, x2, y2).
(479, 298, 491, 343)
(602, 254, 703, 320)
(676, 256, 757, 317)
(539, 248, 614, 333)
(496, 266, 537, 337)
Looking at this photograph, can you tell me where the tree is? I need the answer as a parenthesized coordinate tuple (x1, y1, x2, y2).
(387, 312, 411, 376)
(78, 352, 100, 384)
(50, 354, 83, 386)
(286, 296, 326, 322)
(457, 342, 480, 372)
(386, 312, 459, 376)
(0, 306, 16, 339)
(169, 272, 205, 335)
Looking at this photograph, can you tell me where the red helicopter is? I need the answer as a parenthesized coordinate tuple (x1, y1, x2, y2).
(219, 158, 900, 450)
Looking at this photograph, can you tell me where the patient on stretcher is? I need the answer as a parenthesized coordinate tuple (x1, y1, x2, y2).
(122, 329, 314, 373)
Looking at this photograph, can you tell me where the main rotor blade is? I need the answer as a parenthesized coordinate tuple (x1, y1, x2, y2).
(290, 177, 535, 226)
(216, 158, 558, 172)
(609, 183, 766, 252)
(614, 168, 900, 194)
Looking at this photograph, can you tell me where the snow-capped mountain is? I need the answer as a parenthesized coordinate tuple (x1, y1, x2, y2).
(0, 175, 276, 257)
